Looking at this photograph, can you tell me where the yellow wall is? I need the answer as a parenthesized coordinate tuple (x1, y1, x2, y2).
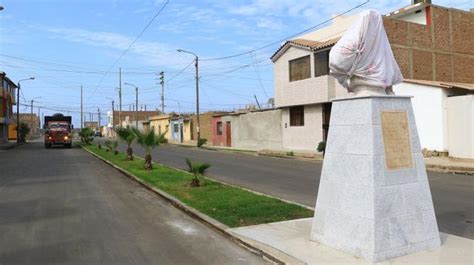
(149, 115, 171, 140)
(182, 120, 192, 142)
(8, 124, 17, 140)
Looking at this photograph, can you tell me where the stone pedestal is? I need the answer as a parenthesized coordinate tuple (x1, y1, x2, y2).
(311, 96, 440, 263)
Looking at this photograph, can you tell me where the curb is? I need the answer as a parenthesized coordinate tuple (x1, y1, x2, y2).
(81, 146, 289, 265)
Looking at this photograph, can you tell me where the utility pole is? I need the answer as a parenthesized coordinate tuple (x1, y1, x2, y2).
(17, 77, 34, 143)
(177, 49, 200, 146)
(97, 107, 101, 129)
(80, 85, 83, 129)
(30, 100, 33, 135)
(159, 71, 165, 113)
(135, 86, 138, 128)
(124, 82, 139, 128)
(195, 56, 200, 144)
(37, 107, 41, 130)
(119, 67, 122, 128)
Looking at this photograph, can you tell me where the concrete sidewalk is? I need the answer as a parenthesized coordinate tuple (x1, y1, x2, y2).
(424, 156, 474, 174)
(230, 218, 474, 265)
(0, 141, 23, 150)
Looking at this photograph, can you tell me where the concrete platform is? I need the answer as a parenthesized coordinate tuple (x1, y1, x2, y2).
(229, 218, 474, 265)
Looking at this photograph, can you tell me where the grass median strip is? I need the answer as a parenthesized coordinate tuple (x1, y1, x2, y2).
(84, 144, 314, 228)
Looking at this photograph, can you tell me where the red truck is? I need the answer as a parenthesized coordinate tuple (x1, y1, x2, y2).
(44, 113, 73, 148)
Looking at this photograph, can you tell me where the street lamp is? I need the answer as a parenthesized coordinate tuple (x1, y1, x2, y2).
(31, 97, 42, 136)
(17, 77, 35, 143)
(177, 49, 200, 146)
(124, 82, 139, 129)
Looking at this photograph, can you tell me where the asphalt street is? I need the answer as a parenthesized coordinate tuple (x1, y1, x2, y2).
(0, 141, 267, 265)
(105, 140, 474, 239)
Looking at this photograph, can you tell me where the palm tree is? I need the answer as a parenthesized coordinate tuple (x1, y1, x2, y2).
(116, 127, 136, 160)
(131, 127, 166, 170)
(185, 158, 211, 187)
(111, 140, 119, 155)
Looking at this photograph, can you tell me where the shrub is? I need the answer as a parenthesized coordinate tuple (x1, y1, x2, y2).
(197, 138, 207, 147)
(317, 141, 326, 157)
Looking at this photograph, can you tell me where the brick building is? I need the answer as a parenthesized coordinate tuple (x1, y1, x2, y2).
(384, 4, 474, 83)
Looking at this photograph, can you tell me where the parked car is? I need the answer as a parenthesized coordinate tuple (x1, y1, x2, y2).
(94, 131, 102, 137)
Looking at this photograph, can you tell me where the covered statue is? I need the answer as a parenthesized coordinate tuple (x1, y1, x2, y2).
(329, 10, 403, 95)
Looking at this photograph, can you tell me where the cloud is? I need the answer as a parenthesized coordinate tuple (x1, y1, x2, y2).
(46, 27, 187, 67)
(256, 17, 286, 31)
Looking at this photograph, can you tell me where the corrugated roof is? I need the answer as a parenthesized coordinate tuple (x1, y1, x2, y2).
(270, 37, 340, 62)
(404, 79, 474, 91)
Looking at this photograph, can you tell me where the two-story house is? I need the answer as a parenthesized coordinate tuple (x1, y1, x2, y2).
(271, 1, 474, 154)
(0, 72, 17, 144)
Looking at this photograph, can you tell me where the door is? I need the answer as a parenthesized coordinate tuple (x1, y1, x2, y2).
(180, 122, 184, 143)
(226, 121, 231, 147)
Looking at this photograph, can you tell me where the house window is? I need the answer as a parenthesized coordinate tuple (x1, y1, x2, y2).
(174, 123, 179, 133)
(289, 55, 311, 82)
(314, 50, 329, 77)
(216, 122, 223, 135)
(289, 106, 304, 126)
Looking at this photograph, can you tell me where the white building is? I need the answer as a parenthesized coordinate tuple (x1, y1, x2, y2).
(394, 80, 474, 158)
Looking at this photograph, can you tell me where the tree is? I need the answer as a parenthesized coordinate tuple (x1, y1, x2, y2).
(131, 128, 166, 170)
(18, 122, 30, 143)
(79, 128, 94, 145)
(185, 158, 211, 187)
(116, 127, 136, 160)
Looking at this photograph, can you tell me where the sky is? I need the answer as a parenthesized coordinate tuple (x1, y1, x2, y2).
(0, 0, 472, 127)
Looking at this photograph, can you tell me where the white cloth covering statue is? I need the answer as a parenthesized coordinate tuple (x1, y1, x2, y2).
(329, 9, 403, 96)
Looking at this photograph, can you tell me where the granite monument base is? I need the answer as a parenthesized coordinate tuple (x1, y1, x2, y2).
(311, 95, 440, 263)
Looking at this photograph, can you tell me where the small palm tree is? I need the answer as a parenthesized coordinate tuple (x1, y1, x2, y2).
(116, 127, 136, 160)
(132, 127, 166, 170)
(111, 140, 119, 155)
(104, 140, 112, 152)
(185, 158, 211, 187)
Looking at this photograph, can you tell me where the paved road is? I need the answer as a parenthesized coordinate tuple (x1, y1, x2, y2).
(0, 141, 267, 265)
(104, 140, 474, 239)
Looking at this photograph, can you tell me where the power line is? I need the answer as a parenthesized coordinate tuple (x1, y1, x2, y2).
(88, 0, 170, 99)
(200, 0, 370, 61)
(167, 60, 195, 83)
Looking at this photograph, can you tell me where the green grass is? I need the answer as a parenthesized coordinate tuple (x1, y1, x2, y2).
(84, 144, 314, 228)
